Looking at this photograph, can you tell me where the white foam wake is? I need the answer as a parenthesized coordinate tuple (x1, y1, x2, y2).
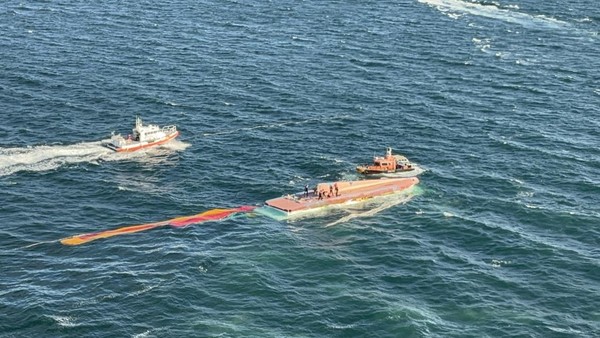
(325, 193, 416, 227)
(418, 0, 568, 28)
(0, 139, 190, 176)
(154, 139, 191, 152)
(0, 141, 111, 176)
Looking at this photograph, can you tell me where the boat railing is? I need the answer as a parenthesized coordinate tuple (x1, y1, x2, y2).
(162, 125, 177, 134)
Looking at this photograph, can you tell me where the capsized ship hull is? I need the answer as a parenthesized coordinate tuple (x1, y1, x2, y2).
(263, 177, 419, 219)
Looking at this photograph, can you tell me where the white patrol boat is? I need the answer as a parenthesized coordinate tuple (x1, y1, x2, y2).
(104, 116, 179, 152)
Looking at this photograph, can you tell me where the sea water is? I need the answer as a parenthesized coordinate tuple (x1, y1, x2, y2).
(1, 1, 599, 337)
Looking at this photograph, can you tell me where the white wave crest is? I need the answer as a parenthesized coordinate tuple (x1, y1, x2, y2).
(418, 0, 568, 28)
(48, 315, 79, 327)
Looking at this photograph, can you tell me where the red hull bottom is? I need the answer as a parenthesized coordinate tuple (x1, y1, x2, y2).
(265, 177, 419, 215)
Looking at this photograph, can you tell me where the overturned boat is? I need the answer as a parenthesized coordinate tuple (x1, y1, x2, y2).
(104, 116, 179, 152)
(356, 147, 422, 177)
(261, 177, 419, 219)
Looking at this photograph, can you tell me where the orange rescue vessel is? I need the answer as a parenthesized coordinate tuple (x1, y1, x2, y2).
(356, 147, 418, 177)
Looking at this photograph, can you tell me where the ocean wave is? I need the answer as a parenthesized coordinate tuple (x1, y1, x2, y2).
(48, 315, 80, 328)
(418, 0, 569, 29)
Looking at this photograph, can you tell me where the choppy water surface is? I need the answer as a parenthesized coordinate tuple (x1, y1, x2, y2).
(1, 0, 599, 337)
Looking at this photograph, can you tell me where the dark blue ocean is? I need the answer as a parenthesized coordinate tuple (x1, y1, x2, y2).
(1, 0, 599, 337)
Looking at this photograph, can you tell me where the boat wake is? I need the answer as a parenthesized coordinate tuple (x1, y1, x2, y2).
(0, 139, 190, 177)
(152, 139, 191, 152)
(325, 193, 417, 227)
(0, 141, 111, 177)
(418, 0, 569, 29)
(368, 165, 427, 178)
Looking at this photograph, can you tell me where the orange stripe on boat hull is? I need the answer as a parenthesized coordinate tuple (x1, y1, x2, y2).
(115, 131, 179, 152)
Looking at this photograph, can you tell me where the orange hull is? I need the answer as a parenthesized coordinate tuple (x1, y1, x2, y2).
(265, 177, 419, 215)
(114, 131, 179, 152)
(356, 165, 416, 175)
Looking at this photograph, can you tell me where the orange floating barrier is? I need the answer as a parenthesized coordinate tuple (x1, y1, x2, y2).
(60, 206, 255, 246)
